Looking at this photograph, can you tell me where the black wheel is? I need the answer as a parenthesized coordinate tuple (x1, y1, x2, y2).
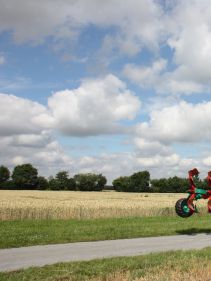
(175, 198, 194, 218)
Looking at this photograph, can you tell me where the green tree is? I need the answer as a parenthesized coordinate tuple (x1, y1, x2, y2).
(12, 163, 38, 190)
(96, 174, 107, 191)
(0, 165, 10, 183)
(0, 181, 15, 190)
(112, 176, 131, 192)
(55, 171, 76, 190)
(74, 173, 106, 191)
(66, 178, 76, 191)
(151, 177, 189, 193)
(151, 178, 170, 193)
(55, 171, 69, 190)
(129, 171, 150, 192)
(48, 177, 59, 190)
(37, 176, 49, 190)
(168, 176, 189, 193)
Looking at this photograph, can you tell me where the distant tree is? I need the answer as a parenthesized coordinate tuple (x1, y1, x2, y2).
(74, 173, 106, 191)
(151, 178, 169, 193)
(151, 177, 190, 193)
(37, 176, 49, 190)
(96, 174, 107, 191)
(56, 171, 69, 190)
(129, 171, 150, 192)
(112, 176, 131, 192)
(112, 171, 150, 192)
(168, 176, 189, 193)
(0, 165, 10, 183)
(66, 177, 76, 191)
(12, 163, 38, 189)
(48, 177, 59, 190)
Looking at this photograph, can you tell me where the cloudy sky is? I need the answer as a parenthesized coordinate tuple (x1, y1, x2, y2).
(1, 0, 211, 182)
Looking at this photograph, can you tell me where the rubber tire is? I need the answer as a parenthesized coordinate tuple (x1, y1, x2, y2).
(175, 198, 194, 218)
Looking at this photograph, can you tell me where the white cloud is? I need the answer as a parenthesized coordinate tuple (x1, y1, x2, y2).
(120, 0, 211, 95)
(136, 153, 180, 168)
(123, 59, 167, 87)
(136, 100, 211, 144)
(134, 138, 172, 157)
(202, 156, 211, 167)
(10, 131, 52, 148)
(0, 0, 163, 56)
(0, 75, 141, 138)
(0, 129, 74, 177)
(123, 58, 205, 95)
(167, 0, 211, 82)
(161, 0, 211, 94)
(3, 0, 211, 94)
(0, 77, 141, 181)
(0, 93, 53, 136)
(48, 74, 141, 136)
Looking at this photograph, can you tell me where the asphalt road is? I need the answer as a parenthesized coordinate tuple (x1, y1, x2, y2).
(1, 234, 211, 272)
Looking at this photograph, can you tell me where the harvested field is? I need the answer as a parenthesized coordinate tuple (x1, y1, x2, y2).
(0, 190, 207, 220)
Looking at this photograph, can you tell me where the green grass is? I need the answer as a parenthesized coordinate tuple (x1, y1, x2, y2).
(0, 248, 211, 281)
(1, 214, 211, 249)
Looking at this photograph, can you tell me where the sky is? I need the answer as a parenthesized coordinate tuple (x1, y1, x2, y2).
(1, 0, 211, 182)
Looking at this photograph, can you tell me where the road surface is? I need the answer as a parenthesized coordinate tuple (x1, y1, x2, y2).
(1, 234, 211, 272)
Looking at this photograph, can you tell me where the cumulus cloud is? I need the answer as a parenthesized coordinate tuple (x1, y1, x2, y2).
(0, 75, 140, 138)
(134, 138, 172, 157)
(0, 134, 73, 176)
(0, 93, 69, 176)
(0, 75, 142, 180)
(167, 0, 211, 83)
(0, 93, 53, 136)
(136, 100, 211, 144)
(0, 0, 163, 56)
(48, 74, 141, 136)
(123, 58, 204, 95)
(123, 59, 167, 87)
(120, 0, 211, 95)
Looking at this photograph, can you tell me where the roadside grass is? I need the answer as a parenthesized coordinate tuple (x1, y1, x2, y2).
(1, 248, 211, 281)
(1, 214, 211, 249)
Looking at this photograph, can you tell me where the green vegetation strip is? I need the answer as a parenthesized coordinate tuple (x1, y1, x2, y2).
(0, 248, 211, 281)
(1, 215, 211, 249)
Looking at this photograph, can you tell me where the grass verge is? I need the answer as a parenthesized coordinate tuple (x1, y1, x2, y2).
(1, 214, 211, 248)
(1, 248, 211, 280)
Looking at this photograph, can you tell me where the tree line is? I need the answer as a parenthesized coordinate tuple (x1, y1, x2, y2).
(112, 171, 209, 193)
(0, 164, 107, 191)
(0, 164, 209, 192)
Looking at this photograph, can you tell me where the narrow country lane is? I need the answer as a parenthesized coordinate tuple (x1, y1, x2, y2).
(1, 234, 211, 272)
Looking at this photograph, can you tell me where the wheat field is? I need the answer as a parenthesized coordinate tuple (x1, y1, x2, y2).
(0, 190, 207, 220)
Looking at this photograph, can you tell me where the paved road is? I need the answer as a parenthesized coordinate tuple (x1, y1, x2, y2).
(1, 234, 211, 272)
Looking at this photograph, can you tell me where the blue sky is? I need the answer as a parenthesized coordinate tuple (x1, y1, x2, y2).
(1, 0, 211, 182)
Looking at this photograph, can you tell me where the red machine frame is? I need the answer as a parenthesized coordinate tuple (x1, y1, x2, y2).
(175, 169, 211, 218)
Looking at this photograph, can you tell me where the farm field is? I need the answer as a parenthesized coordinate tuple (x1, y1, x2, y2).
(0, 190, 208, 220)
(1, 190, 211, 280)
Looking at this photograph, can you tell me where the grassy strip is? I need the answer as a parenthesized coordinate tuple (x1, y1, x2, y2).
(1, 214, 211, 249)
(1, 248, 211, 280)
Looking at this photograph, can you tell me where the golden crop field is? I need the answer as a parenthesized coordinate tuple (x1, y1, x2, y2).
(0, 190, 207, 220)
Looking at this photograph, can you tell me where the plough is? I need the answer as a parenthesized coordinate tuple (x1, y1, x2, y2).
(175, 168, 211, 218)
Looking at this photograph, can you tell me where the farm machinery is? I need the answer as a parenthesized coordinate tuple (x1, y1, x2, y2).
(175, 168, 211, 218)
